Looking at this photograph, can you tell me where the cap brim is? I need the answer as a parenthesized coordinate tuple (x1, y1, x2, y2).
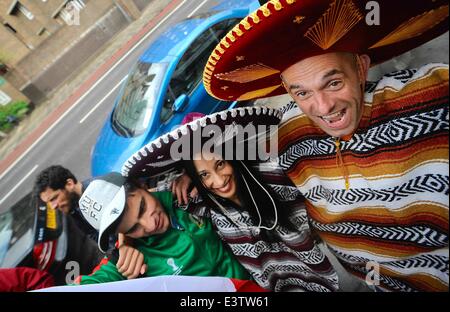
(97, 185, 126, 253)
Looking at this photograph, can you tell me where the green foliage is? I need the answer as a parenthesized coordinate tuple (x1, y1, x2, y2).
(0, 100, 30, 132)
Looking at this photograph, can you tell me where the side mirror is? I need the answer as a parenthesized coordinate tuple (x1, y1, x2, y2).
(173, 94, 189, 112)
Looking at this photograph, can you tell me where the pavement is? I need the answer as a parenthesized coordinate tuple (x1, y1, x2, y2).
(0, 0, 183, 175)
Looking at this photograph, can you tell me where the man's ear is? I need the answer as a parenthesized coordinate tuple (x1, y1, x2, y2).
(65, 178, 76, 192)
(357, 54, 371, 83)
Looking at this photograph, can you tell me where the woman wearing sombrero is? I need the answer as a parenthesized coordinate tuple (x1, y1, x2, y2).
(122, 106, 340, 292)
(202, 0, 449, 291)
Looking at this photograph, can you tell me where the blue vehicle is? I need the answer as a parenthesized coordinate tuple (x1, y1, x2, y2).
(91, 1, 260, 176)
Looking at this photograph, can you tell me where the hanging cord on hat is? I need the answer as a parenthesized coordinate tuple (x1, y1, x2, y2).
(207, 162, 278, 232)
(335, 138, 350, 191)
(333, 54, 366, 191)
(239, 161, 278, 231)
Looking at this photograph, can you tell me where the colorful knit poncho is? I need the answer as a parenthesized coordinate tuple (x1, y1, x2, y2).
(277, 63, 449, 291)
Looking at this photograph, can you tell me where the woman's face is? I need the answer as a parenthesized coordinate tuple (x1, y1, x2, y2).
(193, 153, 238, 202)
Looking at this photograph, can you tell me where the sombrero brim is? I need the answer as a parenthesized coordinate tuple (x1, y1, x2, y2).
(121, 106, 282, 178)
(203, 0, 448, 101)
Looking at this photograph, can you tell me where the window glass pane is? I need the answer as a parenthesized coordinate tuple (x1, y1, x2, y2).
(112, 62, 168, 137)
(160, 18, 240, 123)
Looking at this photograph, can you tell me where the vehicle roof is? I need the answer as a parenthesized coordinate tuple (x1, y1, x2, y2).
(139, 9, 248, 63)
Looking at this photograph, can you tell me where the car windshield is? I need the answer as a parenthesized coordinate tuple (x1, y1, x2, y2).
(0, 193, 35, 267)
(112, 62, 168, 137)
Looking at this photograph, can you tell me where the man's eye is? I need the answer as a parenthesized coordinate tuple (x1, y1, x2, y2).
(296, 91, 308, 98)
(217, 160, 224, 168)
(127, 224, 140, 235)
(329, 80, 342, 88)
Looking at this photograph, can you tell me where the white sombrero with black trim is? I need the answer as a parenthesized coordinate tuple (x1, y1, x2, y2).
(121, 106, 282, 178)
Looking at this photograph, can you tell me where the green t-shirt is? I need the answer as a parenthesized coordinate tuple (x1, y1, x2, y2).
(77, 192, 249, 284)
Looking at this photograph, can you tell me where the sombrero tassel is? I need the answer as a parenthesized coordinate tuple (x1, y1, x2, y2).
(335, 138, 350, 191)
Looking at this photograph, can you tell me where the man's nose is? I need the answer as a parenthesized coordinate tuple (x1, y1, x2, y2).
(314, 92, 335, 115)
(49, 199, 59, 209)
(139, 217, 153, 233)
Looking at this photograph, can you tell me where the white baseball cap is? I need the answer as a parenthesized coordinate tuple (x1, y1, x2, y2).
(78, 172, 127, 253)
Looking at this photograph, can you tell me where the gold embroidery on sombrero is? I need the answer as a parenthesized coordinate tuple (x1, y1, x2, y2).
(221, 86, 229, 91)
(260, 5, 271, 17)
(202, 0, 298, 99)
(271, 1, 283, 11)
(236, 56, 245, 61)
(370, 5, 449, 49)
(233, 27, 243, 37)
(220, 37, 230, 49)
(241, 18, 252, 30)
(216, 45, 225, 54)
(304, 0, 363, 50)
(249, 11, 261, 24)
(215, 63, 280, 84)
(237, 85, 280, 101)
(211, 51, 220, 61)
(293, 16, 305, 24)
(205, 64, 214, 72)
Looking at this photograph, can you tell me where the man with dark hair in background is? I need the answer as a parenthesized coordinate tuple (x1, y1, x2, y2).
(32, 165, 104, 284)
(34, 165, 97, 238)
(32, 165, 150, 283)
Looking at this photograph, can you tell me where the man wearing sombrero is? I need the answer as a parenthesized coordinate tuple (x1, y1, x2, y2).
(202, 0, 449, 291)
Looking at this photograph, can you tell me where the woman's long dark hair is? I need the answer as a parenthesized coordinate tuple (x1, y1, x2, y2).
(182, 159, 297, 236)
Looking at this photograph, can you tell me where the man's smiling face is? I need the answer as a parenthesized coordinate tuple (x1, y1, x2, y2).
(281, 52, 370, 138)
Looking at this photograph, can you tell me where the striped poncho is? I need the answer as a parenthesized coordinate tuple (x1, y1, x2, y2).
(183, 160, 339, 292)
(277, 63, 449, 292)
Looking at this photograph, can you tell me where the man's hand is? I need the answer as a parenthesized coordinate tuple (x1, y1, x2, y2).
(171, 173, 198, 206)
(116, 245, 147, 279)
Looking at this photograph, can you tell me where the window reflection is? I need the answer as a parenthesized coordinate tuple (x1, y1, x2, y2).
(112, 62, 167, 137)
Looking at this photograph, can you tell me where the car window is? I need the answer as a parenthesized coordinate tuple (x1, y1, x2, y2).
(0, 193, 35, 268)
(0, 213, 13, 266)
(160, 18, 241, 123)
(112, 62, 168, 137)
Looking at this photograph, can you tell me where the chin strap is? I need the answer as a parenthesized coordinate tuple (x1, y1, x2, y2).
(334, 54, 366, 191)
(335, 138, 350, 191)
(208, 161, 278, 231)
(239, 161, 278, 231)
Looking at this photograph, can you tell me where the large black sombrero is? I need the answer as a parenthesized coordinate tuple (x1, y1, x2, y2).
(121, 106, 282, 178)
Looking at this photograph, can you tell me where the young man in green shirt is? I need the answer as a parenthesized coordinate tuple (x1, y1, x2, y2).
(75, 172, 250, 285)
